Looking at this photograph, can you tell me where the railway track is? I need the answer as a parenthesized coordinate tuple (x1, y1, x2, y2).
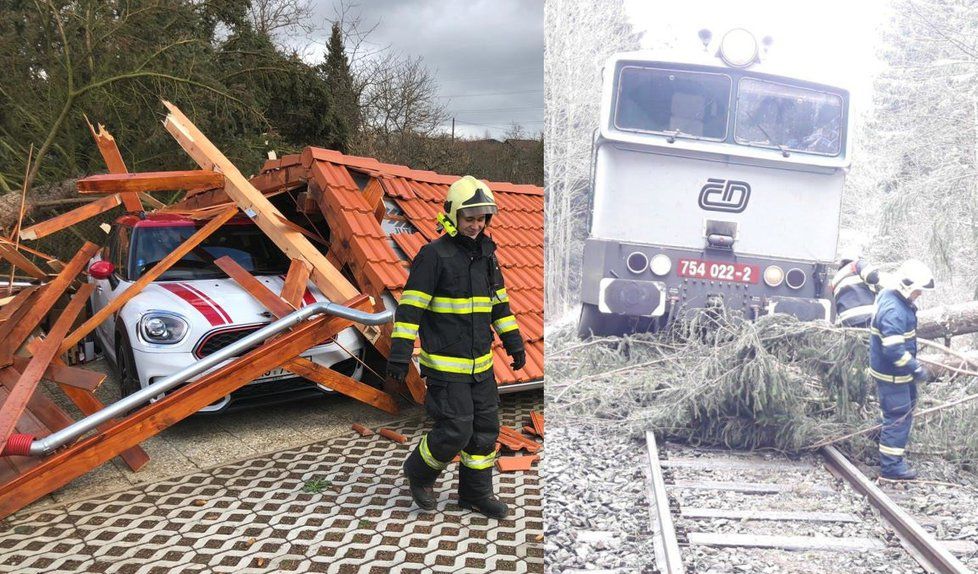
(645, 432, 974, 574)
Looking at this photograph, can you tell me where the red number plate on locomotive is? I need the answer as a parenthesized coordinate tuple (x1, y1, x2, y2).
(677, 259, 759, 284)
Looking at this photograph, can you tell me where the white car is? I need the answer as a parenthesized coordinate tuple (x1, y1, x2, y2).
(87, 212, 364, 413)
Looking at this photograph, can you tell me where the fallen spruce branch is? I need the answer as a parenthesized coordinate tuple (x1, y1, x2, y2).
(809, 389, 978, 449)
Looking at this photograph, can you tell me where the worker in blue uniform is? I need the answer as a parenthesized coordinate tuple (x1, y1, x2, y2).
(830, 250, 882, 328)
(868, 259, 935, 480)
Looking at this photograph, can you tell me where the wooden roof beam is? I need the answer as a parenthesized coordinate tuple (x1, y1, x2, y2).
(160, 101, 360, 306)
(18, 193, 122, 241)
(84, 118, 142, 212)
(77, 171, 225, 195)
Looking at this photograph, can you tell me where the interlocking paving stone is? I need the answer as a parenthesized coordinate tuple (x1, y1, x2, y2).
(0, 391, 543, 573)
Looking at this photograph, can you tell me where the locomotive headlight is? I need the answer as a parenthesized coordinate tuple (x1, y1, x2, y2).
(650, 254, 672, 276)
(785, 268, 807, 290)
(718, 28, 758, 68)
(626, 251, 649, 274)
(763, 265, 784, 287)
(139, 311, 189, 344)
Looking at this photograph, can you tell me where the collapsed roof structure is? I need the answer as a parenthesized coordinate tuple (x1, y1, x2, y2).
(0, 101, 543, 518)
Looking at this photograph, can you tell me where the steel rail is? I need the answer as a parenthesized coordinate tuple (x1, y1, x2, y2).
(645, 431, 686, 574)
(25, 302, 392, 456)
(821, 446, 970, 574)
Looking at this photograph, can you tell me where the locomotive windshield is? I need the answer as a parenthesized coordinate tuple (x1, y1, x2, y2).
(613, 66, 730, 141)
(734, 78, 844, 156)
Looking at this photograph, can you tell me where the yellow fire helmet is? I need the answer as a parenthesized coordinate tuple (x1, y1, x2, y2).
(437, 175, 498, 236)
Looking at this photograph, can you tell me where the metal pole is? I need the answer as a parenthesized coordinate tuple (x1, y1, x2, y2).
(28, 302, 391, 456)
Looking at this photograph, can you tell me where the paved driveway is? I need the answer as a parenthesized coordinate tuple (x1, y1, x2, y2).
(0, 381, 543, 573)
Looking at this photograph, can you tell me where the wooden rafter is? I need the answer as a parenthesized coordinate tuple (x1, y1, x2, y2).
(58, 206, 237, 354)
(0, 244, 99, 366)
(0, 302, 365, 518)
(281, 259, 311, 309)
(84, 118, 142, 212)
(11, 356, 104, 392)
(77, 171, 225, 195)
(160, 101, 361, 307)
(18, 194, 122, 241)
(0, 243, 48, 280)
(0, 284, 92, 450)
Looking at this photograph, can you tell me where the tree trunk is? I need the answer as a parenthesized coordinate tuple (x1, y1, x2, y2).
(917, 301, 978, 339)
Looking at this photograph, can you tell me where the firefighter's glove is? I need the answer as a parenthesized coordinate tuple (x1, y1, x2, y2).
(510, 350, 526, 371)
(387, 361, 408, 384)
(912, 364, 933, 384)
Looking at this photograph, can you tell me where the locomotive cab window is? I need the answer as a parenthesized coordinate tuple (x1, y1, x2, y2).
(734, 78, 844, 156)
(613, 66, 730, 141)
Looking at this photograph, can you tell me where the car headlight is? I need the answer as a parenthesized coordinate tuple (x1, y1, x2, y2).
(139, 312, 189, 344)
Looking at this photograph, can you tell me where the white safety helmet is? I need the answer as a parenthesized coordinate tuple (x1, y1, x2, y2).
(895, 259, 935, 297)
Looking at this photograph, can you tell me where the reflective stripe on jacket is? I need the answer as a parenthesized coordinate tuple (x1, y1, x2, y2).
(869, 289, 919, 383)
(389, 233, 524, 383)
(832, 260, 880, 325)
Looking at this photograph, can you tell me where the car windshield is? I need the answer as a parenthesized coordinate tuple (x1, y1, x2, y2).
(613, 66, 731, 141)
(734, 78, 845, 156)
(130, 223, 292, 280)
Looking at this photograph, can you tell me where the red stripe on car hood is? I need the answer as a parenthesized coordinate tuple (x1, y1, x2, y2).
(160, 283, 227, 326)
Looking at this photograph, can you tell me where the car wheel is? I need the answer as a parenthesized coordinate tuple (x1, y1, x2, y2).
(115, 329, 142, 400)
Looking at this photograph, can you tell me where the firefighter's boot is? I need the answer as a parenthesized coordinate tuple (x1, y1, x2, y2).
(403, 440, 446, 511)
(458, 452, 509, 519)
(881, 461, 918, 481)
(458, 495, 509, 519)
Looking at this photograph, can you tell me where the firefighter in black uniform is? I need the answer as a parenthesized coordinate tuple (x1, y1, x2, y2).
(830, 250, 882, 328)
(387, 175, 526, 519)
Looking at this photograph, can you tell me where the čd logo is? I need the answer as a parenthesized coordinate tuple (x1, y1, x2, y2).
(698, 178, 751, 213)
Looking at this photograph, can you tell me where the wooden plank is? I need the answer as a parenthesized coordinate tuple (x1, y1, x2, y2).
(213, 256, 294, 317)
(161, 101, 358, 304)
(281, 259, 311, 309)
(0, 244, 48, 280)
(660, 457, 815, 472)
(282, 357, 398, 415)
(53, 377, 149, 472)
(680, 508, 862, 523)
(0, 286, 38, 324)
(85, 118, 141, 212)
(687, 532, 885, 552)
(0, 290, 40, 346)
(59, 207, 237, 355)
(11, 357, 104, 392)
(0, 368, 74, 433)
(0, 284, 92, 449)
(669, 480, 835, 495)
(18, 194, 122, 241)
(0, 301, 364, 518)
(0, 244, 99, 366)
(77, 171, 225, 195)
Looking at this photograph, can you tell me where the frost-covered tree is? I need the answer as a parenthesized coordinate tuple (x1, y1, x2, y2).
(544, 0, 641, 318)
(856, 0, 978, 304)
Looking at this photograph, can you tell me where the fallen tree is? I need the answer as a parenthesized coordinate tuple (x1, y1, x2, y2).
(547, 312, 978, 468)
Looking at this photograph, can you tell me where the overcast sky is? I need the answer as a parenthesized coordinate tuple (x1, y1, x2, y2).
(625, 0, 888, 114)
(301, 0, 544, 140)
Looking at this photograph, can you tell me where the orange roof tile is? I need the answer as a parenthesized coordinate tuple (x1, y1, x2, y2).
(255, 146, 543, 387)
